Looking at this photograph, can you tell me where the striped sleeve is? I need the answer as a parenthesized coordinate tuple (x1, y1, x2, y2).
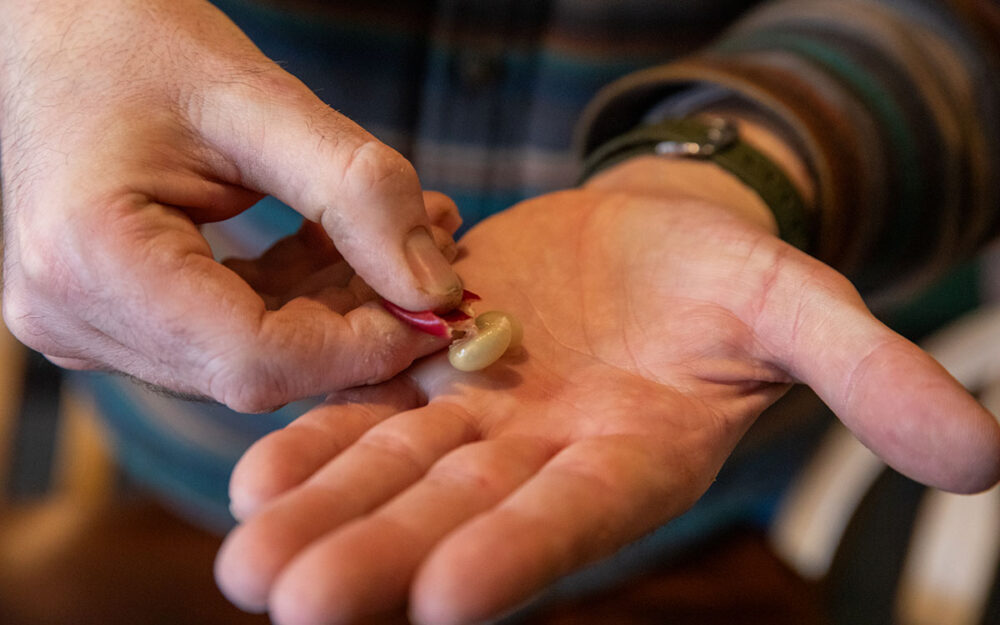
(578, 0, 1000, 301)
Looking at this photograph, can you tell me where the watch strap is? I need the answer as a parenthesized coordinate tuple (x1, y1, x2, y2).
(579, 117, 815, 251)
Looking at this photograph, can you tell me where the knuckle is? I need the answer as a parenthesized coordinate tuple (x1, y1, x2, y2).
(207, 352, 287, 414)
(2, 246, 69, 351)
(15, 233, 66, 291)
(199, 59, 304, 111)
(2, 289, 47, 346)
(340, 141, 417, 199)
(244, 64, 306, 101)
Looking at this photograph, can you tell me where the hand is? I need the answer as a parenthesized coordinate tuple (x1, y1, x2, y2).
(0, 0, 462, 411)
(214, 159, 1000, 624)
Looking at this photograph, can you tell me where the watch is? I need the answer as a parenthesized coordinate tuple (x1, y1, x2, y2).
(579, 117, 815, 251)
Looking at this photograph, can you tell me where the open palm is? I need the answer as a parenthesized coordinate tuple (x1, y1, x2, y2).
(216, 188, 1000, 625)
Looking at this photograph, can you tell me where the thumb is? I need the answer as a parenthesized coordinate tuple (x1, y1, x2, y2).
(777, 269, 1000, 494)
(195, 69, 463, 312)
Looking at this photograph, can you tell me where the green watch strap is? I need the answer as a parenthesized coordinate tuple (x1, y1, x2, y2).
(579, 117, 815, 251)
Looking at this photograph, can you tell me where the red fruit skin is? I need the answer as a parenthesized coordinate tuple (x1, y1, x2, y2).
(379, 289, 482, 338)
(380, 300, 452, 338)
(440, 310, 471, 323)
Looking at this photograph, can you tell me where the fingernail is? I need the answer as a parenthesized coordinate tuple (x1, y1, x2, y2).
(405, 227, 462, 297)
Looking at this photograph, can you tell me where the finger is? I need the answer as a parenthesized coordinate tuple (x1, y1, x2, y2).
(216, 401, 479, 614)
(222, 220, 345, 297)
(84, 202, 448, 411)
(422, 191, 462, 235)
(298, 219, 342, 261)
(227, 378, 423, 520)
(408, 436, 711, 625)
(278, 263, 356, 305)
(334, 273, 378, 308)
(769, 264, 1000, 493)
(223, 259, 356, 306)
(430, 224, 459, 264)
(196, 72, 463, 311)
(282, 225, 456, 301)
(224, 221, 455, 308)
(267, 435, 556, 625)
(421, 191, 459, 262)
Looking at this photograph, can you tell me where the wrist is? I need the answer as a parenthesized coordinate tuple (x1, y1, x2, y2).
(583, 155, 780, 235)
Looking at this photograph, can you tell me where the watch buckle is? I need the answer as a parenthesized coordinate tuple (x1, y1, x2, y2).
(653, 117, 737, 158)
